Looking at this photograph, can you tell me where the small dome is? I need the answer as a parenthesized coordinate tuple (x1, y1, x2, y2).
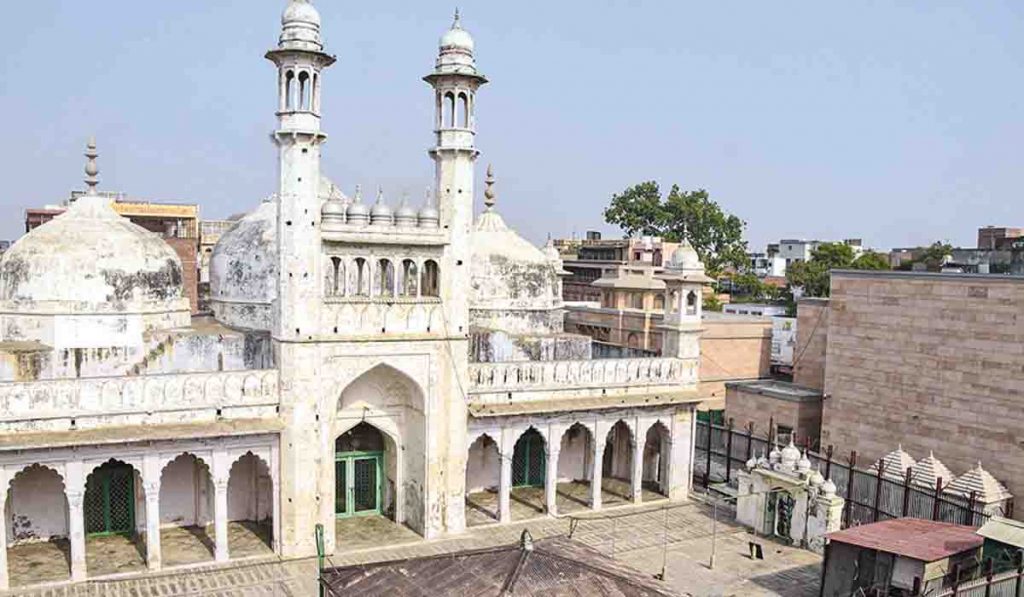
(781, 441, 801, 469)
(346, 191, 370, 225)
(0, 195, 188, 315)
(797, 451, 812, 474)
(440, 11, 474, 53)
(395, 200, 418, 227)
(322, 199, 346, 221)
(418, 203, 439, 228)
(809, 469, 825, 487)
(283, 0, 321, 27)
(668, 239, 702, 271)
(768, 446, 781, 464)
(822, 479, 837, 497)
(745, 457, 758, 471)
(209, 198, 277, 331)
(370, 189, 393, 226)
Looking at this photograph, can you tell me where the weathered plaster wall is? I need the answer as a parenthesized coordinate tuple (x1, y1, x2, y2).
(227, 455, 272, 523)
(160, 456, 212, 527)
(6, 466, 67, 542)
(470, 329, 592, 363)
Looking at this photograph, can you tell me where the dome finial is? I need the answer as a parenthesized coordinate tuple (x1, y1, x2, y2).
(354, 184, 363, 203)
(484, 164, 496, 211)
(453, 7, 462, 29)
(84, 136, 99, 194)
(376, 185, 384, 204)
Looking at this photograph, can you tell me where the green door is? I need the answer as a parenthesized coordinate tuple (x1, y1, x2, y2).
(512, 430, 546, 487)
(85, 462, 136, 536)
(335, 452, 382, 518)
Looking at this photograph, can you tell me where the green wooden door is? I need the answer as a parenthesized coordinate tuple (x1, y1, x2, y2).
(512, 431, 546, 487)
(335, 452, 382, 518)
(85, 462, 136, 536)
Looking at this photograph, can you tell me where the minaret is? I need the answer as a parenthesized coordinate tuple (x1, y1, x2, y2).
(266, 0, 336, 341)
(657, 241, 712, 360)
(424, 10, 487, 336)
(264, 0, 335, 558)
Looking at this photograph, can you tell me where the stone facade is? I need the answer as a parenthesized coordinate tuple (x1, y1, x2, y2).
(725, 380, 823, 446)
(820, 270, 1024, 509)
(793, 297, 828, 390)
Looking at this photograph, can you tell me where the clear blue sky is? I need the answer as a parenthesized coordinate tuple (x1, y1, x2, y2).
(1, 1, 1022, 251)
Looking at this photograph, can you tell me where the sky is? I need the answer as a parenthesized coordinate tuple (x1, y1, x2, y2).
(1, 1, 1022, 252)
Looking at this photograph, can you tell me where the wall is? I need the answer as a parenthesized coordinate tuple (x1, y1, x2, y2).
(821, 271, 1024, 507)
(166, 237, 199, 315)
(160, 456, 212, 527)
(465, 436, 500, 492)
(227, 454, 273, 522)
(6, 465, 68, 542)
(793, 298, 829, 390)
(726, 383, 823, 446)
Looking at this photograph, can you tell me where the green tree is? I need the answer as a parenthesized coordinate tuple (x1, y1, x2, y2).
(603, 182, 747, 276)
(851, 251, 890, 270)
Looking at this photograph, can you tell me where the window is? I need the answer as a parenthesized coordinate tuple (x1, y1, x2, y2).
(422, 260, 439, 297)
(685, 291, 697, 315)
(775, 425, 794, 447)
(458, 92, 469, 128)
(629, 292, 644, 310)
(654, 294, 665, 310)
(401, 259, 418, 297)
(377, 259, 395, 297)
(443, 92, 455, 128)
(355, 258, 370, 296)
(285, 70, 296, 110)
(327, 256, 344, 296)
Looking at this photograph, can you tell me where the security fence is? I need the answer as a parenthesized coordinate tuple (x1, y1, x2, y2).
(694, 419, 1007, 530)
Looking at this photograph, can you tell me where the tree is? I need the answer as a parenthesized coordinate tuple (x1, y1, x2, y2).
(603, 182, 747, 276)
(850, 251, 890, 270)
(784, 242, 887, 298)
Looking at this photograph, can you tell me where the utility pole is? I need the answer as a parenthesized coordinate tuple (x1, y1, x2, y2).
(709, 496, 719, 569)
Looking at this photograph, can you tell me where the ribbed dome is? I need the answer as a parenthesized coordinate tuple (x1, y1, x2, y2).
(0, 195, 188, 315)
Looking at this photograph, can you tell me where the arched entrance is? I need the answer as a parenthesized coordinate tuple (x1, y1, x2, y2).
(5, 465, 70, 588)
(601, 421, 634, 501)
(464, 434, 501, 526)
(84, 459, 147, 577)
(642, 422, 670, 497)
(227, 452, 274, 557)
(556, 423, 595, 514)
(512, 428, 545, 488)
(159, 454, 214, 566)
(335, 423, 386, 518)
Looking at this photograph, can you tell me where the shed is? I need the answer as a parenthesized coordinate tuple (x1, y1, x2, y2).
(821, 518, 983, 596)
(976, 517, 1024, 572)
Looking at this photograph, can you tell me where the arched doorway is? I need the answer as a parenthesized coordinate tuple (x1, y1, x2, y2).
(335, 423, 386, 518)
(84, 459, 147, 576)
(556, 423, 595, 513)
(159, 454, 214, 566)
(5, 465, 70, 588)
(643, 422, 670, 497)
(464, 434, 500, 526)
(227, 453, 274, 557)
(512, 429, 545, 488)
(601, 421, 633, 501)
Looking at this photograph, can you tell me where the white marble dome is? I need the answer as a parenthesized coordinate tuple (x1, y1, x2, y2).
(668, 239, 702, 271)
(470, 208, 565, 335)
(440, 24, 474, 53)
(0, 195, 189, 316)
(282, 0, 320, 27)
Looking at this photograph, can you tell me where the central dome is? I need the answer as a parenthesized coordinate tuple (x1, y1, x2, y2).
(0, 195, 188, 315)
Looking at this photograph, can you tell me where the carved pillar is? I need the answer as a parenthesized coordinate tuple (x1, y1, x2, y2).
(68, 489, 87, 582)
(142, 454, 162, 570)
(66, 460, 87, 583)
(499, 429, 513, 523)
(212, 450, 230, 562)
(631, 436, 644, 504)
(545, 445, 560, 516)
(271, 441, 281, 554)
(591, 438, 606, 511)
(0, 469, 8, 591)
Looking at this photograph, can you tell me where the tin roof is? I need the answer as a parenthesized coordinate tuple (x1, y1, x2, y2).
(976, 517, 1024, 548)
(322, 533, 678, 596)
(827, 519, 983, 562)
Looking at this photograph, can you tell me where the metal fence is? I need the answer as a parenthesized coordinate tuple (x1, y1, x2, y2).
(694, 419, 1006, 530)
(932, 556, 1024, 597)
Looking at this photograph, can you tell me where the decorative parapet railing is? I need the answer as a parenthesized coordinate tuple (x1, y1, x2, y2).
(467, 357, 698, 406)
(0, 369, 279, 432)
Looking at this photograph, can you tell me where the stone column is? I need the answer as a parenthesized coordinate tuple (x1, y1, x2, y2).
(144, 481, 162, 570)
(498, 449, 512, 524)
(0, 469, 8, 591)
(67, 489, 87, 582)
(631, 437, 644, 504)
(212, 450, 230, 563)
(590, 438, 606, 511)
(270, 441, 282, 555)
(545, 445, 560, 516)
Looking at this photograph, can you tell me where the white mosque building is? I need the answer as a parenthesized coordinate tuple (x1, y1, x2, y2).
(0, 1, 707, 589)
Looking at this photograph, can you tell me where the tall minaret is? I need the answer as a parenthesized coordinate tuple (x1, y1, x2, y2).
(267, 0, 335, 341)
(424, 10, 487, 336)
(265, 0, 335, 558)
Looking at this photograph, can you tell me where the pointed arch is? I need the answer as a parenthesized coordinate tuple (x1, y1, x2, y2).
(227, 452, 274, 555)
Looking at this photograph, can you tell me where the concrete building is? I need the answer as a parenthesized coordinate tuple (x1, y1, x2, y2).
(800, 270, 1024, 511)
(556, 235, 679, 303)
(978, 226, 1024, 250)
(721, 303, 786, 317)
(25, 189, 201, 314)
(726, 380, 823, 447)
(748, 250, 786, 278)
(774, 238, 864, 273)
(0, 3, 707, 590)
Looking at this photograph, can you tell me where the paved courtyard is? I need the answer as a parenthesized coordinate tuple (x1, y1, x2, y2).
(4, 499, 821, 596)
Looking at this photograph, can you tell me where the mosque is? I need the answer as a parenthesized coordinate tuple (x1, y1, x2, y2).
(0, 0, 707, 588)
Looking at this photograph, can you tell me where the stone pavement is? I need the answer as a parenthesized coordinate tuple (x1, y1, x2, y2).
(4, 499, 821, 596)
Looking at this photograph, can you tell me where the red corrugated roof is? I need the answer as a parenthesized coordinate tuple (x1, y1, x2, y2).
(827, 519, 982, 562)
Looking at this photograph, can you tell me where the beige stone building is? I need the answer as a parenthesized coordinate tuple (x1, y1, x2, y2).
(809, 270, 1024, 507)
(0, 3, 711, 590)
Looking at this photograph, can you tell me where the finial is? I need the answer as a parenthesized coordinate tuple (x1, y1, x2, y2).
(354, 184, 363, 203)
(484, 164, 496, 211)
(453, 7, 462, 29)
(84, 136, 99, 194)
(376, 185, 384, 204)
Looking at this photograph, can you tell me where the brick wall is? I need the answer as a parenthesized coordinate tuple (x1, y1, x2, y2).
(165, 237, 199, 314)
(794, 298, 829, 390)
(821, 270, 1024, 503)
(726, 382, 822, 446)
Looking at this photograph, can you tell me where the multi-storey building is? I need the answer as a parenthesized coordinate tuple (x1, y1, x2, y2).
(0, 2, 707, 590)
(556, 234, 678, 302)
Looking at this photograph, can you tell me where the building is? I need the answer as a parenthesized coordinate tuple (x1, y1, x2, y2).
(25, 189, 201, 313)
(978, 226, 1024, 250)
(557, 235, 678, 302)
(775, 238, 864, 272)
(820, 519, 983, 596)
(721, 303, 786, 317)
(748, 250, 786, 278)
(800, 270, 1024, 510)
(0, 3, 707, 590)
(725, 380, 822, 447)
(770, 316, 796, 373)
(323, 531, 679, 596)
